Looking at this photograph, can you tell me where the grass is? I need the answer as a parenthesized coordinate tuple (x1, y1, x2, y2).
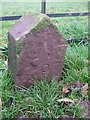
(0, 1, 89, 119)
(1, 73, 82, 118)
(62, 44, 88, 83)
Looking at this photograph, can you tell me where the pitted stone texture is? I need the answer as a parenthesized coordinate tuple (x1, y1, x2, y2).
(8, 12, 67, 88)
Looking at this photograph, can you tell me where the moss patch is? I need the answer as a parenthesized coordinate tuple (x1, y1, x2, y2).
(30, 13, 66, 40)
(31, 17, 53, 33)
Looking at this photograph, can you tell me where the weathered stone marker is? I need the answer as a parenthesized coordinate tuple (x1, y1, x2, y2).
(8, 13, 67, 88)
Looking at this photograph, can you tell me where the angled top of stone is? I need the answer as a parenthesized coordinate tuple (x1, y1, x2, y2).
(9, 13, 49, 40)
(8, 12, 65, 41)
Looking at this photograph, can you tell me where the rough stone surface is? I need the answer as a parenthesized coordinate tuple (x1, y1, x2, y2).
(8, 12, 67, 88)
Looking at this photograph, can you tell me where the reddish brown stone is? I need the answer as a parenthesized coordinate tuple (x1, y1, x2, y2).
(8, 13, 67, 88)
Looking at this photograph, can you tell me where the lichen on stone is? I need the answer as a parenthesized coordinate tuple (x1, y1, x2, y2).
(15, 39, 24, 55)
